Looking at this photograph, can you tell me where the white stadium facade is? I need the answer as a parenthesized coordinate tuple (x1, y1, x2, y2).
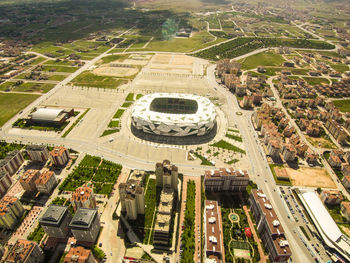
(131, 93, 216, 137)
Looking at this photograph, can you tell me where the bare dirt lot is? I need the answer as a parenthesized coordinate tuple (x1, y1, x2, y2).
(93, 66, 139, 77)
(285, 167, 336, 188)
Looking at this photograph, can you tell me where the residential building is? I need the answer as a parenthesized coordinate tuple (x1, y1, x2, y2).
(26, 145, 49, 163)
(0, 196, 25, 229)
(267, 140, 281, 158)
(329, 155, 342, 168)
(340, 202, 350, 222)
(20, 169, 41, 193)
(204, 168, 249, 192)
(153, 187, 174, 246)
(282, 144, 296, 162)
(71, 184, 97, 212)
(69, 208, 101, 243)
(0, 170, 12, 197)
(35, 170, 57, 194)
(155, 160, 178, 191)
(342, 165, 350, 177)
(119, 170, 145, 220)
(0, 150, 24, 175)
(50, 146, 69, 166)
(342, 176, 350, 189)
(3, 239, 44, 263)
(250, 189, 292, 262)
(63, 246, 95, 263)
(320, 190, 344, 205)
(204, 200, 223, 263)
(39, 205, 72, 238)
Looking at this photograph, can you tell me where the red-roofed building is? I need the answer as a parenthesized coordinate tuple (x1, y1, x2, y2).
(20, 169, 41, 193)
(71, 184, 96, 212)
(50, 146, 69, 166)
(3, 239, 44, 263)
(63, 246, 95, 263)
(35, 170, 57, 194)
(341, 202, 350, 222)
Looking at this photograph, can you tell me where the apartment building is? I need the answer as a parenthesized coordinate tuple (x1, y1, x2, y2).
(3, 239, 44, 263)
(69, 208, 101, 243)
(281, 144, 296, 162)
(49, 146, 70, 166)
(204, 168, 249, 192)
(71, 184, 96, 212)
(0, 170, 12, 197)
(119, 170, 145, 220)
(39, 205, 72, 238)
(0, 150, 24, 175)
(250, 189, 291, 262)
(153, 187, 174, 246)
(204, 200, 223, 263)
(0, 196, 25, 229)
(340, 202, 350, 222)
(35, 170, 57, 194)
(155, 160, 178, 191)
(26, 145, 49, 163)
(320, 190, 344, 205)
(63, 246, 95, 263)
(20, 169, 41, 193)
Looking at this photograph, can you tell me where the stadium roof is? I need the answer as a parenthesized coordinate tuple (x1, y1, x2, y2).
(30, 108, 64, 121)
(300, 191, 341, 242)
(131, 93, 216, 126)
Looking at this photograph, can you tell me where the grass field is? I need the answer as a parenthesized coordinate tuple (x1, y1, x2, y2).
(71, 71, 127, 88)
(239, 51, 285, 70)
(331, 64, 349, 73)
(303, 77, 330, 85)
(0, 93, 39, 126)
(333, 99, 350, 113)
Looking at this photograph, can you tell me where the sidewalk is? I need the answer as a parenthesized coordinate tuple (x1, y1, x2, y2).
(242, 205, 267, 263)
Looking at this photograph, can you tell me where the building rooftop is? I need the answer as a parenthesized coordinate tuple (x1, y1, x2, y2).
(26, 145, 47, 151)
(71, 185, 93, 203)
(205, 168, 248, 179)
(204, 200, 222, 261)
(5, 239, 38, 263)
(0, 150, 21, 166)
(0, 196, 18, 216)
(69, 208, 97, 229)
(20, 169, 40, 185)
(50, 146, 67, 157)
(64, 246, 92, 263)
(30, 108, 64, 122)
(40, 205, 68, 226)
(341, 202, 350, 215)
(158, 187, 174, 214)
(35, 170, 55, 185)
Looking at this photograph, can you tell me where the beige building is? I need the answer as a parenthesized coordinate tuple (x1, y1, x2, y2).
(250, 190, 291, 262)
(64, 246, 95, 263)
(342, 176, 350, 189)
(153, 187, 174, 246)
(26, 145, 49, 163)
(204, 200, 223, 263)
(35, 170, 57, 194)
(340, 202, 350, 222)
(320, 190, 344, 205)
(0, 170, 12, 197)
(50, 146, 70, 166)
(69, 208, 101, 243)
(3, 239, 44, 263)
(119, 170, 145, 220)
(20, 169, 41, 193)
(71, 184, 97, 212)
(0, 196, 25, 229)
(155, 160, 178, 191)
(282, 144, 296, 162)
(0, 150, 24, 175)
(40, 205, 72, 238)
(204, 168, 249, 192)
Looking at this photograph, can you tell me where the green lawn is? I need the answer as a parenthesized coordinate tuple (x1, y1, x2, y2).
(42, 65, 78, 73)
(0, 93, 40, 127)
(71, 71, 127, 89)
(239, 51, 285, 70)
(210, 140, 246, 154)
(333, 99, 350, 113)
(100, 54, 128, 64)
(113, 109, 125, 119)
(48, 75, 67, 81)
(303, 77, 330, 85)
(331, 64, 349, 73)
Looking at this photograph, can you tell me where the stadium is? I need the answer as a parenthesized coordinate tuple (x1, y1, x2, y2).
(131, 93, 216, 137)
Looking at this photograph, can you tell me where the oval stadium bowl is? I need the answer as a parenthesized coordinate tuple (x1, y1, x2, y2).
(131, 93, 217, 137)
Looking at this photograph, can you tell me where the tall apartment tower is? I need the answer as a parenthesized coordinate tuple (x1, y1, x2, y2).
(26, 145, 49, 163)
(0, 170, 12, 198)
(71, 184, 97, 212)
(119, 170, 145, 220)
(155, 160, 178, 191)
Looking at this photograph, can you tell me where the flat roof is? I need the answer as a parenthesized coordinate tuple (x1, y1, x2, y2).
(204, 200, 223, 261)
(40, 205, 68, 226)
(69, 208, 97, 229)
(205, 168, 249, 179)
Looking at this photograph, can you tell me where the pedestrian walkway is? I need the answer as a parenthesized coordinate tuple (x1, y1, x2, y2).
(243, 205, 267, 263)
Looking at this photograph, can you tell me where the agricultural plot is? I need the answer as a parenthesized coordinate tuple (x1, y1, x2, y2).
(239, 51, 285, 70)
(71, 71, 127, 89)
